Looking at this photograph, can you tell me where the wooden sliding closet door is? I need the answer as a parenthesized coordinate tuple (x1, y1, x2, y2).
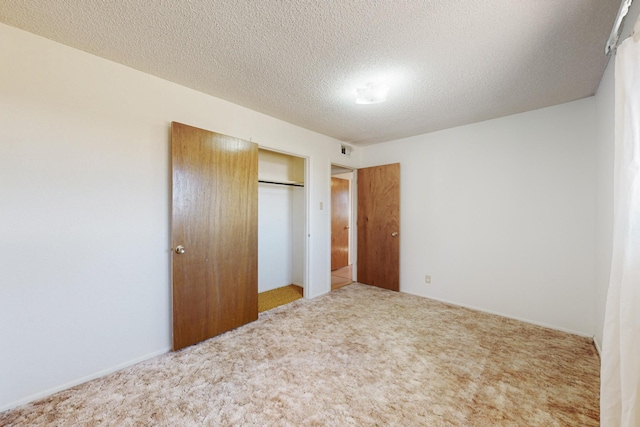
(171, 122, 258, 351)
(357, 163, 400, 291)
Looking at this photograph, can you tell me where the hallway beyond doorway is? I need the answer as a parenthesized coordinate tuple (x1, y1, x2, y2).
(331, 265, 352, 290)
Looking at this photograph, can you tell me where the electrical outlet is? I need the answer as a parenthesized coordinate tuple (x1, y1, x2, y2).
(425, 275, 431, 284)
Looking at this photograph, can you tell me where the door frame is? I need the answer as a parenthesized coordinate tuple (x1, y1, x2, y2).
(330, 163, 358, 284)
(259, 145, 311, 299)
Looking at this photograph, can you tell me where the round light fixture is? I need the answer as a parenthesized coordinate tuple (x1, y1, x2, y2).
(355, 82, 390, 104)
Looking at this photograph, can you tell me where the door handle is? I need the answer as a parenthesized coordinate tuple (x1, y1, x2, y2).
(391, 232, 399, 237)
(175, 245, 186, 254)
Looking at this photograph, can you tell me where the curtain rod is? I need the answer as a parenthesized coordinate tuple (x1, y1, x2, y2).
(258, 180, 304, 188)
(606, 0, 634, 55)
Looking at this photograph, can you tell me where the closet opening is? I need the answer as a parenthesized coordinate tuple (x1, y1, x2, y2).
(331, 164, 355, 290)
(257, 148, 308, 312)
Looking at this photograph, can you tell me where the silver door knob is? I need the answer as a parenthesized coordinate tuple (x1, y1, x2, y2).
(175, 245, 185, 254)
(391, 232, 399, 237)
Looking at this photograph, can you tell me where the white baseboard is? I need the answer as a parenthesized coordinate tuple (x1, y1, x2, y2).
(306, 289, 330, 300)
(0, 346, 171, 413)
(401, 290, 592, 338)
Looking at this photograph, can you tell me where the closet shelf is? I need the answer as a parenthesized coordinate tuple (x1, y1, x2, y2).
(258, 179, 304, 188)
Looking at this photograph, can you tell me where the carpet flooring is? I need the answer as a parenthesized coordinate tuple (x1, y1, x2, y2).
(0, 284, 600, 426)
(258, 285, 303, 313)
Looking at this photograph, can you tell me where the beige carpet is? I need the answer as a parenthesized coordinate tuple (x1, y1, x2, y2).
(1, 284, 599, 426)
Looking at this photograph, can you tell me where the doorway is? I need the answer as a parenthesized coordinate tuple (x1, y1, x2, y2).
(258, 148, 308, 310)
(330, 164, 355, 290)
(329, 162, 401, 293)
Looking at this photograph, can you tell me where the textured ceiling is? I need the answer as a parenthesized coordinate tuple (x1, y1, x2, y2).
(0, 1, 621, 146)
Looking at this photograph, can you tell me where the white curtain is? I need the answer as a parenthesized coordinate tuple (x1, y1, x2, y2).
(601, 15, 640, 427)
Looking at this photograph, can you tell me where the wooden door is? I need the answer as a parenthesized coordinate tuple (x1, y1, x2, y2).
(171, 122, 258, 351)
(331, 177, 350, 270)
(357, 163, 400, 291)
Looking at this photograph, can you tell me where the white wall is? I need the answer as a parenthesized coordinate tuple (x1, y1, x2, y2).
(594, 49, 616, 352)
(360, 99, 597, 335)
(0, 23, 358, 411)
(258, 184, 294, 292)
(593, 1, 640, 350)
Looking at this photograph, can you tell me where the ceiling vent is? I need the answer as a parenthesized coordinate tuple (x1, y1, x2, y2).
(340, 144, 352, 157)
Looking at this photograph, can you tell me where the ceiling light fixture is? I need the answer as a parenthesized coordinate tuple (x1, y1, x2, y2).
(355, 82, 390, 104)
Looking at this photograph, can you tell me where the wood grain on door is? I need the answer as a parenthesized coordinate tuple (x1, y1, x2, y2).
(171, 122, 258, 351)
(357, 163, 400, 291)
(331, 177, 350, 270)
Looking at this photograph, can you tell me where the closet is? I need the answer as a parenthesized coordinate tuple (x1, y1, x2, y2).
(258, 149, 306, 294)
(171, 123, 308, 351)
